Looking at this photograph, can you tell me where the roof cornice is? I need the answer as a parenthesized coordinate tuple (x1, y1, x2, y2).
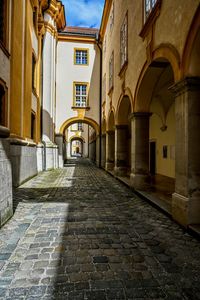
(99, 0, 113, 42)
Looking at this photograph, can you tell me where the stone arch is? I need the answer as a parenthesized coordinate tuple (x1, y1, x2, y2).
(134, 44, 180, 112)
(59, 116, 99, 135)
(116, 90, 133, 125)
(181, 4, 200, 77)
(69, 136, 85, 143)
(107, 109, 115, 131)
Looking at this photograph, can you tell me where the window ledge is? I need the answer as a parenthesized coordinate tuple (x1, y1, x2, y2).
(118, 61, 128, 78)
(0, 41, 10, 58)
(139, 0, 162, 39)
(71, 106, 90, 111)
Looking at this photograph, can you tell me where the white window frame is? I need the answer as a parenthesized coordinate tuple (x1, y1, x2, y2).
(120, 12, 128, 69)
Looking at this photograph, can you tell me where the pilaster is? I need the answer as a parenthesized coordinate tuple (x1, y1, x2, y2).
(130, 112, 151, 189)
(170, 77, 200, 226)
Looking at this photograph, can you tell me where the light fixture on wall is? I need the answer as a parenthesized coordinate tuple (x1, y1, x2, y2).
(160, 124, 167, 131)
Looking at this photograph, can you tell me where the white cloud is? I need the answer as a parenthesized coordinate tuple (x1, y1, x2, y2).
(62, 0, 104, 28)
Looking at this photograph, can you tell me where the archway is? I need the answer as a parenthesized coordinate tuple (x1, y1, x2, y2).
(131, 58, 175, 211)
(101, 118, 106, 168)
(115, 95, 132, 177)
(70, 137, 84, 157)
(59, 117, 99, 164)
(106, 110, 115, 171)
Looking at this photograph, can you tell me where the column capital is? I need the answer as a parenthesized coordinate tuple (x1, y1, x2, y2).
(106, 130, 115, 135)
(170, 77, 200, 96)
(130, 112, 152, 119)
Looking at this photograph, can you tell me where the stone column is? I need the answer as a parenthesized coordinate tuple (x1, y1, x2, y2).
(55, 134, 64, 168)
(170, 77, 200, 226)
(105, 130, 115, 171)
(101, 134, 106, 168)
(114, 125, 128, 176)
(130, 112, 151, 189)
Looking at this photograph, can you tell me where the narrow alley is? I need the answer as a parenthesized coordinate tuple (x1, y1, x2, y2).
(0, 159, 199, 300)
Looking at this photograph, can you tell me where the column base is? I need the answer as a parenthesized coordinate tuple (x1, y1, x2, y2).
(105, 161, 114, 171)
(130, 173, 150, 190)
(172, 192, 200, 227)
(114, 166, 127, 177)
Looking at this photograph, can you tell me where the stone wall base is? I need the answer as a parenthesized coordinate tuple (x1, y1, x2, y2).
(10, 143, 38, 187)
(172, 192, 200, 227)
(130, 173, 150, 190)
(43, 142, 58, 170)
(0, 139, 13, 226)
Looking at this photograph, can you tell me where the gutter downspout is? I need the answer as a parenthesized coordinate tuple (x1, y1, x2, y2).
(96, 36, 102, 168)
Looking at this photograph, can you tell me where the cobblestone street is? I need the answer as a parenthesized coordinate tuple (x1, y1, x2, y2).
(0, 159, 199, 299)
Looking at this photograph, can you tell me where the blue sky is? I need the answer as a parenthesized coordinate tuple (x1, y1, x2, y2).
(62, 0, 105, 28)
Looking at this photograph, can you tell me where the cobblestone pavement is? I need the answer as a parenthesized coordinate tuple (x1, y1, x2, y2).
(0, 158, 199, 300)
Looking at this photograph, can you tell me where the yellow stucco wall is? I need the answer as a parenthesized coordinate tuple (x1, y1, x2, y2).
(10, 0, 24, 137)
(150, 102, 175, 178)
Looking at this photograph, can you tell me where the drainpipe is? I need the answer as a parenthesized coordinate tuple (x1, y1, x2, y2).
(96, 35, 102, 168)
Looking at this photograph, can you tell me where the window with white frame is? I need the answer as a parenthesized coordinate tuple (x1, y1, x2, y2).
(120, 12, 128, 69)
(74, 83, 88, 107)
(110, 2, 114, 31)
(109, 52, 114, 91)
(77, 122, 83, 131)
(145, 0, 158, 19)
(74, 49, 88, 65)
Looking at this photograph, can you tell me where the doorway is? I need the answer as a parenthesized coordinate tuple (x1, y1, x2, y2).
(150, 141, 156, 175)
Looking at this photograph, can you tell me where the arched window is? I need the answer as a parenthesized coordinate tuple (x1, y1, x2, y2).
(0, 0, 8, 47)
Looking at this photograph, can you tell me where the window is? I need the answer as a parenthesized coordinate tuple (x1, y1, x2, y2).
(31, 112, 36, 140)
(120, 13, 128, 69)
(74, 83, 88, 107)
(32, 54, 36, 90)
(109, 52, 114, 91)
(0, 0, 7, 47)
(145, 0, 158, 19)
(78, 123, 83, 131)
(74, 49, 89, 65)
(0, 84, 6, 126)
(110, 2, 114, 32)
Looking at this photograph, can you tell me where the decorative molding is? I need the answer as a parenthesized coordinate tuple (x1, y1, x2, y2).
(169, 77, 200, 96)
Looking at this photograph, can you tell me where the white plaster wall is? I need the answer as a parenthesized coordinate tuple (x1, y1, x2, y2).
(42, 30, 56, 142)
(32, 92, 37, 113)
(32, 28, 38, 57)
(55, 41, 100, 132)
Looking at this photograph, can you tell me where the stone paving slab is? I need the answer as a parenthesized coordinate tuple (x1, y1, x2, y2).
(0, 158, 199, 299)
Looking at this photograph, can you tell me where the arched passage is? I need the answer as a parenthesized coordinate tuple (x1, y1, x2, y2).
(101, 118, 106, 168)
(115, 95, 132, 177)
(131, 58, 176, 210)
(59, 117, 99, 164)
(106, 110, 115, 171)
(70, 136, 85, 157)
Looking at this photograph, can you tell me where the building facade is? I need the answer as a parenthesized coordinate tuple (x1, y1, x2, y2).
(99, 0, 200, 227)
